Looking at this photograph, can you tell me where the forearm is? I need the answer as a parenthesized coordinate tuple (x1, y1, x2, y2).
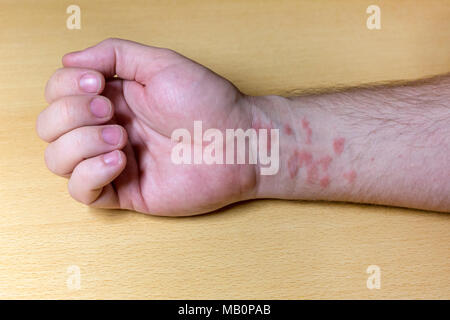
(248, 75, 450, 212)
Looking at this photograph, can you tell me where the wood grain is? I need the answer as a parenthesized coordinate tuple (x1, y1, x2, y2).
(0, 0, 448, 299)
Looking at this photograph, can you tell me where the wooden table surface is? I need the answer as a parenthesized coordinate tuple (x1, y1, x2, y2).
(0, 0, 449, 299)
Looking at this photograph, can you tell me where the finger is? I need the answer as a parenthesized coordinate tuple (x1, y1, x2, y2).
(45, 125, 127, 176)
(68, 150, 126, 206)
(37, 95, 113, 142)
(62, 38, 178, 83)
(45, 67, 105, 103)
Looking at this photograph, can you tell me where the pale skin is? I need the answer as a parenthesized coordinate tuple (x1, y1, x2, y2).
(36, 38, 450, 216)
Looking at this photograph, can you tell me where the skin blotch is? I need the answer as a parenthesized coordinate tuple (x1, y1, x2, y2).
(288, 149, 333, 188)
(333, 137, 345, 155)
(298, 150, 313, 167)
(287, 151, 300, 178)
(284, 124, 293, 136)
(301, 118, 312, 144)
(287, 149, 313, 179)
(288, 150, 312, 178)
(343, 170, 357, 183)
(320, 176, 330, 188)
(318, 155, 332, 171)
(307, 164, 319, 184)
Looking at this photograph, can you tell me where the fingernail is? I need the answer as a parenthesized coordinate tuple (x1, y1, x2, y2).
(103, 150, 120, 165)
(90, 98, 111, 118)
(79, 74, 100, 93)
(102, 127, 121, 145)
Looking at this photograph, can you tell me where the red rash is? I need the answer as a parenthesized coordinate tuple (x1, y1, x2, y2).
(284, 124, 293, 136)
(288, 149, 333, 188)
(307, 164, 319, 184)
(343, 170, 357, 183)
(301, 118, 312, 144)
(287, 150, 313, 179)
(287, 117, 335, 188)
(318, 155, 332, 171)
(298, 150, 313, 167)
(320, 176, 330, 188)
(287, 152, 300, 178)
(333, 137, 345, 155)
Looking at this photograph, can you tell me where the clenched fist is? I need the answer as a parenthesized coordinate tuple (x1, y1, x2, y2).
(37, 38, 258, 216)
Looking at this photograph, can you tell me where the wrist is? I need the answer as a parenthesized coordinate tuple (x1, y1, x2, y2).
(246, 93, 355, 202)
(246, 94, 304, 199)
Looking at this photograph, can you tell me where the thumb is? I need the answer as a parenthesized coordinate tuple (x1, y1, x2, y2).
(62, 38, 172, 83)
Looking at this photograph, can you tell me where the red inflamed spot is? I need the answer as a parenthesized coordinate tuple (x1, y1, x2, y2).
(301, 118, 312, 144)
(287, 151, 300, 178)
(307, 164, 319, 184)
(284, 124, 293, 136)
(318, 155, 332, 171)
(343, 170, 357, 183)
(320, 176, 330, 188)
(297, 150, 313, 168)
(333, 137, 345, 155)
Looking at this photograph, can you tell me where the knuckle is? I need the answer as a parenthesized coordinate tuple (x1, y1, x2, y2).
(68, 169, 94, 206)
(44, 145, 56, 173)
(67, 180, 88, 205)
(51, 68, 65, 84)
(58, 97, 75, 124)
(103, 37, 120, 46)
(44, 82, 51, 102)
(44, 142, 67, 176)
(159, 47, 178, 59)
(44, 68, 65, 101)
(35, 112, 46, 141)
(71, 128, 84, 150)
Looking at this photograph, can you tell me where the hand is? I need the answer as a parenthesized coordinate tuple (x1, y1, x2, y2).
(37, 38, 257, 216)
